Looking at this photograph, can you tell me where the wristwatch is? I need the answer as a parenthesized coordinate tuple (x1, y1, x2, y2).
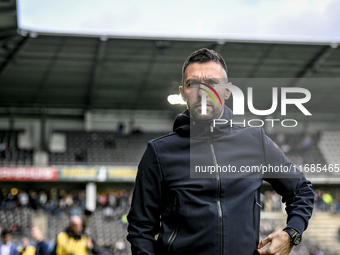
(283, 228, 302, 245)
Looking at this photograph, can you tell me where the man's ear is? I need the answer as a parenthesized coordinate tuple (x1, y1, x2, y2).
(225, 89, 231, 100)
(179, 86, 187, 102)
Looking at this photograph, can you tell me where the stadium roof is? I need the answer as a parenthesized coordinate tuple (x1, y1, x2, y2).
(0, 1, 339, 121)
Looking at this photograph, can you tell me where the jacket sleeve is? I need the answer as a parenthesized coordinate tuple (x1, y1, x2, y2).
(261, 129, 315, 235)
(127, 142, 163, 255)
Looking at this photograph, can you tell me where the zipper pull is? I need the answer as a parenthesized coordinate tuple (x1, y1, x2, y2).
(210, 125, 213, 133)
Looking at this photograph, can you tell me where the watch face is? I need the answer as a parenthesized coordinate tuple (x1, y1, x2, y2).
(293, 235, 301, 245)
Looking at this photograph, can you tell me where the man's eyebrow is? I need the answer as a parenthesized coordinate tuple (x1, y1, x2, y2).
(185, 78, 199, 85)
(205, 78, 221, 84)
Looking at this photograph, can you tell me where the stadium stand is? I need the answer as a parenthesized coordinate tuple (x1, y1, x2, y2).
(49, 131, 164, 165)
(2, 186, 340, 255)
(0, 130, 33, 166)
(318, 131, 340, 165)
(50, 130, 330, 167)
(272, 132, 327, 166)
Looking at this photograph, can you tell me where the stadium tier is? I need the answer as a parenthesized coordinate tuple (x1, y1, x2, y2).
(0, 129, 331, 167)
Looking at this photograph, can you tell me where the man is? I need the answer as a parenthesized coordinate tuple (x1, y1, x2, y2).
(127, 48, 314, 255)
(17, 237, 35, 255)
(30, 227, 48, 255)
(50, 215, 100, 255)
(0, 229, 19, 255)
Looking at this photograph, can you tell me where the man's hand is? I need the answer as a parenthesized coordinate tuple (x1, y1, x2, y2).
(257, 231, 293, 255)
(86, 237, 93, 249)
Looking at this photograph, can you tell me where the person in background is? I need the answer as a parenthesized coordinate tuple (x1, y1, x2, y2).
(31, 227, 48, 255)
(310, 245, 324, 255)
(0, 229, 19, 255)
(50, 215, 100, 255)
(17, 237, 35, 255)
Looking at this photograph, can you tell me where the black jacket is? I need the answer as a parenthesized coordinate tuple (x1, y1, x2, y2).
(127, 106, 314, 255)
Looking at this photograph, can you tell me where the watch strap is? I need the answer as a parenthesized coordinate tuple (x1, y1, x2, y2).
(283, 228, 301, 245)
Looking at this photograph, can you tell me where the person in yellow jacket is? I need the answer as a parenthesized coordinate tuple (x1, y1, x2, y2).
(17, 237, 35, 255)
(50, 215, 100, 255)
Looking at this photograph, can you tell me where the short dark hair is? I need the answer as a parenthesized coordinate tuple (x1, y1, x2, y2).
(1, 229, 11, 238)
(182, 48, 228, 83)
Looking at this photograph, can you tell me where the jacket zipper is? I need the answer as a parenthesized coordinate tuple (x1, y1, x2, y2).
(167, 196, 179, 254)
(210, 125, 223, 255)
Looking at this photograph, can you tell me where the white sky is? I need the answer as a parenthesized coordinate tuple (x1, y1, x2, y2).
(17, 0, 340, 43)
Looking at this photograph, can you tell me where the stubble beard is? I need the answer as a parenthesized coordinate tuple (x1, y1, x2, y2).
(189, 102, 224, 122)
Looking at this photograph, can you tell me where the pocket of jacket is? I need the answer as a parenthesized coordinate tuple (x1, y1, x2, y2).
(167, 225, 179, 254)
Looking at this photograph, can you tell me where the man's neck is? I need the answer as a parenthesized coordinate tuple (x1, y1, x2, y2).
(216, 107, 225, 119)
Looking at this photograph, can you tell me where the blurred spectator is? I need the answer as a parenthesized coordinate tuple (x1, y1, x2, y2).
(75, 148, 87, 162)
(108, 192, 117, 209)
(118, 190, 128, 212)
(17, 237, 35, 255)
(104, 135, 116, 149)
(117, 123, 125, 137)
(29, 191, 38, 210)
(300, 135, 313, 161)
(18, 191, 29, 208)
(65, 194, 73, 208)
(314, 189, 324, 211)
(310, 245, 324, 255)
(1, 188, 10, 209)
(78, 190, 86, 209)
(103, 207, 114, 221)
(0, 229, 19, 255)
(31, 227, 48, 255)
(49, 188, 58, 201)
(98, 193, 107, 208)
(301, 135, 312, 149)
(0, 143, 7, 159)
(322, 192, 333, 211)
(0, 188, 131, 218)
(50, 215, 100, 255)
(38, 192, 48, 207)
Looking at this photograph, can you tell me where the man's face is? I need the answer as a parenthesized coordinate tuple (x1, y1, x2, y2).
(70, 219, 83, 236)
(180, 62, 230, 121)
(22, 237, 29, 248)
(31, 227, 42, 242)
(3, 234, 11, 244)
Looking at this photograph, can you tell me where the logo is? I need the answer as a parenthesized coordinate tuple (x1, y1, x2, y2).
(191, 79, 312, 128)
(199, 83, 311, 116)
